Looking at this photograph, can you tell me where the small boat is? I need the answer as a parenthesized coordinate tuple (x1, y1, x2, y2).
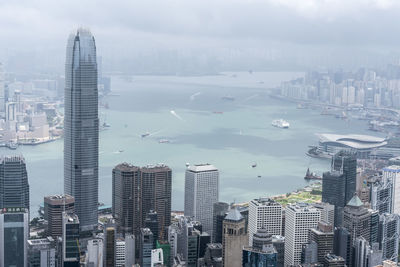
(158, 139, 170, 144)
(221, 96, 235, 101)
(304, 168, 322, 180)
(271, 119, 290, 129)
(102, 122, 110, 128)
(252, 163, 257, 168)
(7, 141, 18, 150)
(141, 132, 150, 138)
(213, 111, 224, 114)
(118, 149, 124, 153)
(257, 175, 262, 178)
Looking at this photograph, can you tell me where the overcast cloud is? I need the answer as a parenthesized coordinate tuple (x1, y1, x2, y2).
(0, 0, 399, 72)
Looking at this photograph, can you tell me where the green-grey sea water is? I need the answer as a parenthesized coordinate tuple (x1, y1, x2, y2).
(0, 72, 383, 216)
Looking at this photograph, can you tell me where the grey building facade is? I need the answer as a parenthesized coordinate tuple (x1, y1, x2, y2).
(0, 155, 29, 210)
(64, 28, 99, 231)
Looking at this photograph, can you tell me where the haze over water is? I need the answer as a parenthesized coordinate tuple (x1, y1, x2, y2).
(0, 72, 383, 216)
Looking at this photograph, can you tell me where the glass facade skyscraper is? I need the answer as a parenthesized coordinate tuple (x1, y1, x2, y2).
(0, 155, 29, 210)
(64, 28, 99, 231)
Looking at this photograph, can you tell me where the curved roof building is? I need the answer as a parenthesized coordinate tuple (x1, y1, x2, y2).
(317, 133, 387, 158)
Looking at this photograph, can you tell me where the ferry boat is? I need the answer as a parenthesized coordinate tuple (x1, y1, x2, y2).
(304, 168, 322, 180)
(271, 119, 290, 128)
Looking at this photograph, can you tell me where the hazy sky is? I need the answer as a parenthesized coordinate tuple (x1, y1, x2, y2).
(1, 0, 400, 72)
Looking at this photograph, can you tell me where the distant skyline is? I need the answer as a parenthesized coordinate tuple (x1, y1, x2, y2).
(1, 0, 400, 73)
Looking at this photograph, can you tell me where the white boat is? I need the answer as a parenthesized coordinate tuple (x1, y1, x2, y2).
(271, 119, 290, 128)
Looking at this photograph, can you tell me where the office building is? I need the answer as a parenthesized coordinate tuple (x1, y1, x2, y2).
(198, 243, 222, 267)
(125, 234, 135, 267)
(382, 165, 400, 214)
(284, 202, 320, 266)
(370, 178, 393, 214)
(323, 254, 346, 266)
(115, 238, 126, 267)
(331, 151, 357, 203)
(151, 248, 164, 266)
(112, 163, 140, 235)
(62, 212, 80, 267)
(64, 28, 99, 231)
(379, 213, 400, 263)
(312, 202, 335, 226)
(309, 221, 334, 263)
(86, 238, 103, 267)
(156, 240, 171, 267)
(353, 237, 382, 267)
(0, 155, 29, 210)
(222, 208, 248, 267)
(272, 235, 285, 267)
(242, 244, 277, 267)
(0, 207, 29, 267)
(105, 226, 116, 267)
(301, 241, 318, 265)
(184, 164, 219, 234)
(248, 197, 282, 246)
(342, 194, 373, 266)
(212, 202, 229, 243)
(145, 210, 159, 247)
(252, 228, 272, 249)
(333, 227, 351, 265)
(141, 164, 172, 241)
(44, 194, 75, 238)
(322, 151, 357, 227)
(28, 237, 56, 267)
(382, 260, 398, 266)
(139, 228, 154, 267)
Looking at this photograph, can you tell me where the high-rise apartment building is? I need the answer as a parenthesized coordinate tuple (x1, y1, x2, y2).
(222, 208, 248, 267)
(27, 237, 56, 267)
(248, 197, 282, 246)
(284, 202, 321, 266)
(184, 164, 219, 234)
(44, 194, 75, 238)
(0, 155, 29, 210)
(0, 207, 29, 267)
(112, 163, 140, 235)
(141, 164, 172, 241)
(64, 28, 99, 231)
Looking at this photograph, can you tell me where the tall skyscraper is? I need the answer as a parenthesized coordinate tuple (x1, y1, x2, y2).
(248, 197, 283, 246)
(64, 28, 99, 231)
(184, 164, 219, 234)
(0, 155, 29, 210)
(222, 208, 248, 267)
(141, 164, 172, 241)
(212, 202, 229, 243)
(44, 194, 75, 238)
(343, 194, 375, 266)
(322, 151, 357, 227)
(371, 178, 393, 214)
(145, 210, 159, 247)
(112, 163, 140, 236)
(284, 203, 321, 266)
(0, 207, 29, 267)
